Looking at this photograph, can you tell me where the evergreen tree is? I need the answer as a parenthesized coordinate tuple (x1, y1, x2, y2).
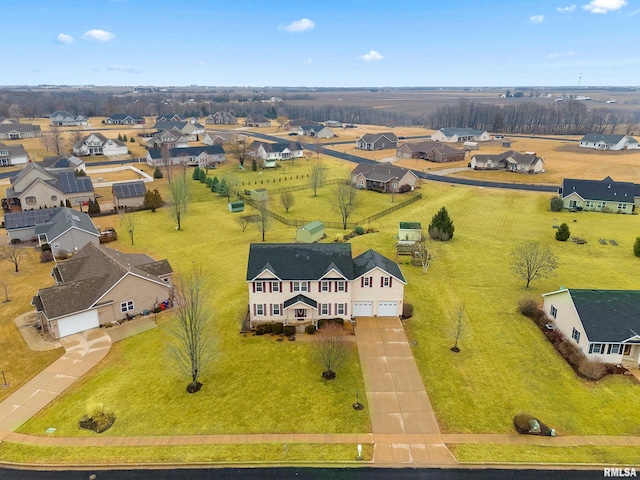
(428, 207, 455, 241)
(634, 237, 640, 258)
(122, 134, 128, 142)
(198, 168, 207, 183)
(211, 177, 220, 193)
(192, 166, 201, 181)
(251, 157, 257, 171)
(555, 223, 570, 241)
(153, 166, 164, 179)
(130, 136, 135, 143)
(143, 188, 163, 212)
(87, 199, 101, 214)
(117, 133, 123, 141)
(218, 178, 228, 197)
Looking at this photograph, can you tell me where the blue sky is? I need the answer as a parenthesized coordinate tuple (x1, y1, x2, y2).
(3, 0, 639, 87)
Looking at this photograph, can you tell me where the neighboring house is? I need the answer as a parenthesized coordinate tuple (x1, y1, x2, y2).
(296, 221, 325, 243)
(559, 176, 638, 214)
(351, 163, 418, 193)
(32, 242, 173, 339)
(246, 243, 406, 327)
(113, 181, 147, 209)
(145, 128, 190, 150)
(285, 119, 319, 131)
(470, 150, 544, 174)
(206, 112, 238, 125)
(398, 222, 422, 242)
(325, 120, 343, 128)
(202, 131, 234, 145)
(153, 121, 205, 140)
(0, 117, 18, 124)
(579, 134, 640, 151)
(73, 133, 128, 156)
(244, 114, 271, 128)
(146, 145, 226, 168)
(431, 128, 491, 143)
(542, 288, 640, 368)
(0, 122, 41, 140)
(0, 142, 29, 166)
(298, 125, 334, 139)
(249, 141, 304, 168)
(396, 141, 466, 163)
(356, 132, 398, 151)
(103, 114, 145, 125)
(49, 111, 88, 126)
(4, 163, 94, 211)
(156, 114, 185, 122)
(42, 155, 86, 173)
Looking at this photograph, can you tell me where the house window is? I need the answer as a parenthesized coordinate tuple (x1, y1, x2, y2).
(569, 200, 577, 207)
(336, 303, 346, 315)
(382, 277, 391, 287)
(362, 277, 371, 287)
(255, 282, 264, 292)
(51, 195, 57, 202)
(571, 327, 581, 343)
(607, 344, 621, 355)
(320, 304, 329, 316)
(585, 201, 593, 208)
(597, 202, 605, 209)
(26, 196, 36, 205)
(589, 343, 605, 354)
(321, 281, 330, 292)
(619, 203, 627, 210)
(255, 304, 264, 316)
(292, 281, 308, 292)
(271, 282, 280, 292)
(120, 300, 134, 313)
(550, 305, 557, 319)
(272, 304, 281, 316)
(336, 281, 346, 292)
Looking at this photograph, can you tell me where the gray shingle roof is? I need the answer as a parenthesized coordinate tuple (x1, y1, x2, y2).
(147, 145, 224, 160)
(580, 133, 637, 145)
(353, 249, 406, 283)
(359, 132, 398, 143)
(439, 127, 487, 137)
(112, 181, 146, 199)
(0, 123, 41, 135)
(4, 208, 60, 230)
(561, 177, 636, 203)
(350, 163, 417, 183)
(41, 155, 84, 170)
(34, 208, 99, 240)
(251, 141, 302, 154)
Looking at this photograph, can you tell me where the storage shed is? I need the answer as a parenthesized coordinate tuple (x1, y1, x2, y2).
(398, 222, 422, 242)
(228, 201, 244, 212)
(296, 221, 325, 243)
(463, 141, 478, 151)
(250, 188, 269, 202)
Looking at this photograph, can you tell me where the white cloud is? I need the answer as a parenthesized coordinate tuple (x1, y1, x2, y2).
(582, 0, 627, 13)
(359, 50, 384, 62)
(82, 29, 115, 42)
(279, 18, 315, 33)
(107, 65, 140, 74)
(56, 33, 74, 44)
(529, 15, 545, 23)
(557, 4, 577, 12)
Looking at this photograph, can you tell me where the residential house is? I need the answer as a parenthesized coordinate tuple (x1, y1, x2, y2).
(356, 132, 398, 151)
(49, 111, 88, 126)
(41, 155, 86, 173)
(246, 243, 406, 327)
(153, 121, 205, 140)
(145, 128, 190, 150)
(470, 150, 544, 174)
(146, 145, 226, 168)
(0, 117, 18, 124)
(32, 242, 173, 339)
(113, 181, 147, 209)
(350, 163, 418, 193)
(396, 141, 466, 163)
(398, 222, 422, 242)
(156, 114, 185, 122)
(202, 131, 234, 146)
(206, 112, 238, 125)
(4, 163, 94, 211)
(559, 176, 638, 214)
(542, 288, 640, 368)
(431, 128, 491, 143)
(0, 122, 41, 140)
(244, 114, 272, 128)
(249, 141, 304, 168)
(579, 134, 639, 151)
(284, 119, 319, 131)
(298, 125, 335, 139)
(296, 221, 325, 243)
(73, 133, 128, 156)
(0, 142, 29, 167)
(324, 120, 343, 128)
(103, 114, 145, 125)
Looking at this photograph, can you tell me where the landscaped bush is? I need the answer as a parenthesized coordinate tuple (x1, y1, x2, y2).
(10, 238, 21, 245)
(518, 296, 539, 316)
(255, 324, 268, 335)
(398, 184, 412, 193)
(578, 358, 607, 381)
(153, 167, 164, 179)
(40, 250, 54, 263)
(354, 226, 365, 235)
(401, 303, 413, 319)
(79, 402, 115, 434)
(305, 324, 316, 335)
(40, 243, 51, 251)
(264, 323, 273, 334)
(283, 325, 296, 336)
(513, 413, 554, 436)
(550, 196, 564, 212)
(555, 223, 570, 241)
(271, 322, 284, 335)
(318, 318, 344, 329)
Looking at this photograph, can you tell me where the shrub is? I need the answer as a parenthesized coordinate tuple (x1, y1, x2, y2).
(263, 323, 273, 334)
(634, 237, 640, 258)
(578, 358, 607, 381)
(271, 322, 284, 335)
(153, 167, 164, 179)
(398, 184, 412, 193)
(40, 250, 54, 263)
(555, 223, 570, 241)
(401, 303, 413, 319)
(550, 196, 564, 212)
(10, 238, 21, 245)
(335, 233, 344, 243)
(318, 318, 344, 329)
(255, 324, 268, 335)
(305, 324, 316, 335)
(205, 177, 213, 187)
(40, 243, 51, 251)
(192, 166, 201, 181)
(354, 226, 365, 235)
(513, 413, 537, 434)
(198, 169, 207, 183)
(518, 296, 539, 317)
(130, 136, 135, 143)
(283, 325, 296, 336)
(79, 402, 115, 434)
(428, 207, 454, 241)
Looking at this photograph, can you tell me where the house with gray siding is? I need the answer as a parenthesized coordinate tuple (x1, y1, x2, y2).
(559, 176, 638, 214)
(356, 132, 398, 151)
(579, 134, 639, 151)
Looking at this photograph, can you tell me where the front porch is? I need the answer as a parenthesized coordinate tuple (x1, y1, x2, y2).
(283, 294, 318, 326)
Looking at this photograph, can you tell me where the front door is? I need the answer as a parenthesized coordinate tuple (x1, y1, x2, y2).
(295, 308, 306, 319)
(623, 344, 632, 356)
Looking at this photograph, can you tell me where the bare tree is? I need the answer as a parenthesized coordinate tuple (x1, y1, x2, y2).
(0, 245, 26, 273)
(276, 115, 289, 131)
(221, 173, 239, 202)
(224, 136, 250, 168)
(236, 216, 249, 232)
(449, 302, 466, 353)
(511, 241, 559, 288)
(315, 322, 348, 380)
(119, 210, 138, 246)
(69, 129, 85, 147)
(0, 281, 10, 303)
(42, 124, 64, 155)
(331, 180, 359, 230)
(167, 168, 190, 230)
(255, 199, 273, 242)
(279, 191, 295, 213)
(169, 267, 216, 393)
(309, 161, 327, 197)
(161, 144, 173, 182)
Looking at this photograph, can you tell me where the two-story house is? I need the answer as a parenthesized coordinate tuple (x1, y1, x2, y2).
(246, 243, 406, 328)
(73, 133, 128, 156)
(248, 141, 304, 168)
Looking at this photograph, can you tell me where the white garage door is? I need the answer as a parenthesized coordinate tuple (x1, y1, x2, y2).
(352, 301, 373, 317)
(57, 310, 100, 338)
(377, 302, 399, 317)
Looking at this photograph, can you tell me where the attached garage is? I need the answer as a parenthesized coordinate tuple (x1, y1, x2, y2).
(377, 301, 399, 317)
(54, 310, 100, 338)
(352, 301, 373, 317)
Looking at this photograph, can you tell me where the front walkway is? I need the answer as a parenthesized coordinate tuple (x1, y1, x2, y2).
(354, 316, 456, 465)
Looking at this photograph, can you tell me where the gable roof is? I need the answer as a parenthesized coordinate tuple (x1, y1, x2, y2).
(350, 163, 418, 183)
(4, 208, 60, 230)
(580, 133, 637, 145)
(0, 123, 41, 135)
(473, 150, 542, 167)
(34, 207, 98, 240)
(112, 181, 147, 199)
(438, 127, 487, 137)
(298, 220, 324, 234)
(352, 249, 406, 283)
(41, 155, 84, 170)
(358, 132, 398, 143)
(0, 142, 28, 157)
(400, 140, 463, 155)
(252, 141, 303, 154)
(561, 177, 636, 203)
(399, 222, 421, 230)
(107, 113, 144, 121)
(147, 145, 224, 159)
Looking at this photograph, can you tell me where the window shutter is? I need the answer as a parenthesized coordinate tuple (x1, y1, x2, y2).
(361, 278, 364, 288)
(290, 282, 293, 292)
(252, 283, 256, 293)
(369, 276, 373, 288)
(280, 304, 283, 315)
(380, 277, 384, 287)
(389, 277, 393, 287)
(253, 304, 256, 316)
(307, 281, 310, 291)
(269, 282, 272, 293)
(328, 304, 331, 315)
(318, 282, 321, 292)
(345, 304, 348, 316)
(270, 304, 273, 316)
(345, 282, 348, 293)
